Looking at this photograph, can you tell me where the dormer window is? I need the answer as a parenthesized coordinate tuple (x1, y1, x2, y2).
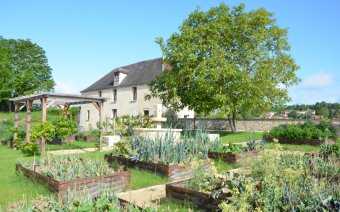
(114, 73, 119, 82)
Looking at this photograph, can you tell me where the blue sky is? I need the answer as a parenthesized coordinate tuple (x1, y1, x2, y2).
(1, 0, 339, 105)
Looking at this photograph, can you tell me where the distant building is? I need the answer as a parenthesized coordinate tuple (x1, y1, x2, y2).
(311, 115, 323, 120)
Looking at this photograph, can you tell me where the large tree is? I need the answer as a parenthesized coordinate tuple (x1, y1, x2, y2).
(0, 37, 55, 112)
(145, 3, 301, 133)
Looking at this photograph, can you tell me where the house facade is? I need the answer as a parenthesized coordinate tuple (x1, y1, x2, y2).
(79, 58, 194, 130)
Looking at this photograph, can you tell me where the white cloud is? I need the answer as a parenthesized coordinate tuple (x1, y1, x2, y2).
(299, 70, 335, 90)
(54, 81, 82, 95)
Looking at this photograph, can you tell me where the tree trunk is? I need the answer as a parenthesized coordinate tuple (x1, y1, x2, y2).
(8, 100, 11, 113)
(228, 110, 238, 134)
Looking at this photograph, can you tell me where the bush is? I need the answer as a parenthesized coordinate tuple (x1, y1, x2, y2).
(0, 120, 14, 142)
(21, 142, 40, 155)
(268, 120, 335, 139)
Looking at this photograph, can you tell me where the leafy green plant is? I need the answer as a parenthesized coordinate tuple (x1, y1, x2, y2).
(107, 130, 211, 165)
(218, 142, 244, 154)
(20, 142, 40, 155)
(268, 120, 336, 139)
(54, 117, 74, 139)
(30, 121, 55, 141)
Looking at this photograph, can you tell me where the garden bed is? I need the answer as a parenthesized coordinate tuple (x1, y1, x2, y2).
(208, 150, 263, 164)
(86, 136, 97, 142)
(105, 155, 212, 181)
(69, 135, 76, 142)
(266, 137, 333, 145)
(166, 180, 229, 211)
(16, 163, 130, 198)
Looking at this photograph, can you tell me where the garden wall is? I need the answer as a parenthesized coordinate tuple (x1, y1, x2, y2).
(177, 118, 340, 132)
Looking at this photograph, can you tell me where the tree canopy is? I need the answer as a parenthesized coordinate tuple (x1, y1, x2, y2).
(0, 36, 55, 112)
(145, 3, 301, 133)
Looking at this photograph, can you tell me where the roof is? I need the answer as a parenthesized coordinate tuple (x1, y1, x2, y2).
(9, 92, 108, 105)
(81, 57, 164, 93)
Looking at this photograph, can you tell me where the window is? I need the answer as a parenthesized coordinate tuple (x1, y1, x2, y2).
(98, 91, 102, 97)
(86, 110, 90, 121)
(114, 73, 119, 82)
(144, 110, 149, 116)
(113, 89, 117, 102)
(132, 87, 137, 100)
(112, 109, 117, 118)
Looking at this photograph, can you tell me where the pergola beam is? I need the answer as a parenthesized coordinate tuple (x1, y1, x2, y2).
(9, 92, 108, 155)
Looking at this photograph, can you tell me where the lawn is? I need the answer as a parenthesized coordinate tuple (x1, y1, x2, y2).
(181, 130, 263, 144)
(45, 140, 99, 151)
(265, 143, 321, 152)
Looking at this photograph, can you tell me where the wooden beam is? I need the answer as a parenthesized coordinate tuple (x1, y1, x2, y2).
(46, 98, 57, 108)
(92, 101, 100, 112)
(56, 104, 64, 112)
(99, 101, 104, 152)
(19, 103, 26, 111)
(26, 100, 33, 143)
(40, 98, 47, 156)
(14, 103, 20, 140)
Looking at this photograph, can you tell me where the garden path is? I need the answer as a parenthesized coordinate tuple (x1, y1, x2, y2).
(47, 147, 111, 155)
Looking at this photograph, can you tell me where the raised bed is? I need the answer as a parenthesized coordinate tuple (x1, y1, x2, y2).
(69, 135, 76, 142)
(105, 155, 212, 181)
(266, 137, 334, 145)
(166, 180, 229, 211)
(208, 150, 263, 164)
(16, 163, 130, 198)
(86, 136, 97, 142)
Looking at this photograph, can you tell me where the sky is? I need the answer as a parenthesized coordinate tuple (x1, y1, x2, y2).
(1, 0, 339, 105)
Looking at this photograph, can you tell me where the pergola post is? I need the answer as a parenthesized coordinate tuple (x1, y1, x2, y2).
(26, 100, 33, 142)
(99, 101, 104, 152)
(14, 103, 20, 140)
(41, 97, 47, 156)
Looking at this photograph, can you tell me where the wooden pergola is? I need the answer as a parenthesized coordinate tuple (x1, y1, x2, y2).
(9, 92, 108, 156)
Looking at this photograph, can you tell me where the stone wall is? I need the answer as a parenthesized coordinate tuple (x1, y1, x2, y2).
(177, 118, 340, 132)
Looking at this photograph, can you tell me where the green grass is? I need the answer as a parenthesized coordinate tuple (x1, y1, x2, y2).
(45, 140, 98, 151)
(265, 143, 321, 152)
(0, 111, 59, 123)
(0, 144, 52, 207)
(214, 158, 239, 173)
(180, 130, 263, 144)
(153, 198, 203, 212)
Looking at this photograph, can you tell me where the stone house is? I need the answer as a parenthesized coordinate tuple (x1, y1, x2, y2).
(79, 58, 194, 130)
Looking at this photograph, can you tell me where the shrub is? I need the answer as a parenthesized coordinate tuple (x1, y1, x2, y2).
(21, 142, 40, 155)
(268, 120, 336, 139)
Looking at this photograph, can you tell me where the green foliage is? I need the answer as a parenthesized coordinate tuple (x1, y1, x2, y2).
(0, 36, 55, 112)
(20, 154, 115, 181)
(288, 110, 298, 119)
(54, 118, 73, 139)
(219, 147, 340, 211)
(20, 142, 40, 155)
(107, 130, 211, 165)
(30, 121, 55, 141)
(218, 142, 244, 154)
(268, 120, 335, 139)
(146, 3, 300, 134)
(0, 119, 13, 141)
(7, 183, 143, 212)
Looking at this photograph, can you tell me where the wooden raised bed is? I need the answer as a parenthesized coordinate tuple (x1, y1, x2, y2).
(69, 135, 76, 142)
(86, 136, 97, 142)
(105, 155, 212, 181)
(267, 137, 334, 145)
(208, 150, 263, 164)
(16, 164, 130, 199)
(166, 180, 229, 211)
